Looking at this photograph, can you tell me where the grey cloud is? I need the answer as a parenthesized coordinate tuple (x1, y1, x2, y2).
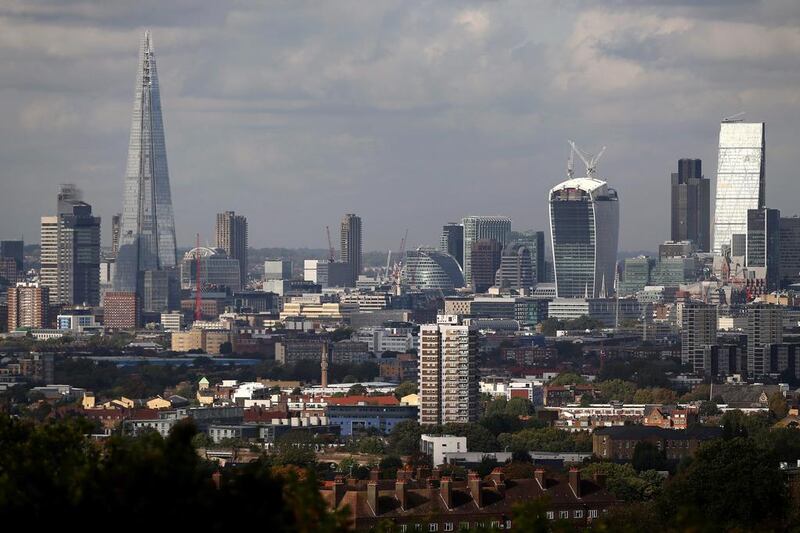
(0, 1, 799, 254)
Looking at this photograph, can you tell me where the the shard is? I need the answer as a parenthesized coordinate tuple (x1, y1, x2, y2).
(113, 31, 178, 294)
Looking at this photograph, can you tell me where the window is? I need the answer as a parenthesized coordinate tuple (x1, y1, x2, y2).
(444, 523, 454, 532)
(459, 522, 470, 530)
(588, 510, 598, 519)
(429, 524, 438, 532)
(490, 522, 500, 529)
(559, 511, 569, 519)
(414, 524, 422, 532)
(574, 510, 583, 519)
(400, 526, 408, 532)
(546, 512, 554, 520)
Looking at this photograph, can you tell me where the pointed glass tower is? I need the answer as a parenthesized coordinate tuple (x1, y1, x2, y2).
(114, 31, 178, 294)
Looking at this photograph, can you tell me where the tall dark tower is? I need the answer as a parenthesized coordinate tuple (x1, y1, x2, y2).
(671, 158, 710, 252)
(340, 213, 362, 287)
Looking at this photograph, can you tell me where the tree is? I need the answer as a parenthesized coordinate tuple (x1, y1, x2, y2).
(539, 318, 565, 337)
(393, 381, 418, 400)
(632, 387, 677, 404)
(378, 455, 403, 478)
(550, 372, 585, 386)
(219, 341, 233, 354)
(659, 438, 787, 530)
(581, 462, 663, 502)
(596, 379, 636, 403)
(347, 383, 368, 396)
(505, 397, 532, 416)
(441, 423, 498, 452)
(631, 442, 668, 472)
(567, 315, 601, 331)
(768, 392, 789, 419)
(357, 437, 385, 455)
(388, 420, 421, 455)
(698, 400, 721, 417)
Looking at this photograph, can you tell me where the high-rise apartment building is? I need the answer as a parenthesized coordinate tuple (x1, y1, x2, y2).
(418, 315, 478, 425)
(40, 185, 101, 306)
(340, 213, 362, 287)
(470, 239, 502, 293)
(215, 211, 248, 283)
(440, 223, 464, 269)
(7, 282, 49, 331)
(104, 291, 139, 329)
(462, 216, 511, 289)
(746, 208, 780, 291)
(780, 216, 800, 289)
(681, 302, 717, 375)
(114, 32, 178, 302)
(549, 178, 619, 298)
(494, 242, 533, 292)
(747, 304, 783, 378)
(671, 159, 710, 252)
(713, 121, 765, 254)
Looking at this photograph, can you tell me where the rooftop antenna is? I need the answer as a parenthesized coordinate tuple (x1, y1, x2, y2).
(722, 111, 745, 123)
(568, 140, 606, 179)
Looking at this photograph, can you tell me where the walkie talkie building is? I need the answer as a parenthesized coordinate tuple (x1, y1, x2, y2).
(114, 31, 178, 295)
(549, 177, 619, 299)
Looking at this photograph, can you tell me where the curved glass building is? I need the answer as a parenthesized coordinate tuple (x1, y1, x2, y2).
(549, 177, 619, 298)
(402, 249, 464, 291)
(180, 247, 241, 291)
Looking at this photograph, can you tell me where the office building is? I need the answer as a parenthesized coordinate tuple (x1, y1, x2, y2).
(402, 248, 464, 291)
(549, 177, 619, 298)
(114, 32, 178, 302)
(651, 257, 699, 287)
(7, 282, 49, 330)
(440, 223, 464, 268)
(160, 311, 183, 332)
(494, 242, 534, 292)
(470, 239, 502, 293)
(547, 297, 640, 327)
(303, 259, 351, 288)
(681, 302, 717, 374)
(180, 247, 241, 291)
(713, 121, 765, 254)
(747, 304, 783, 378)
(671, 159, 710, 252)
(746, 208, 780, 291)
(418, 315, 478, 425)
(340, 213, 362, 287)
(39, 185, 101, 306)
(0, 240, 23, 272)
(511, 230, 546, 284)
(216, 211, 248, 284)
(659, 240, 696, 259)
(618, 257, 655, 296)
(780, 216, 800, 288)
(103, 292, 139, 329)
(462, 216, 511, 289)
(264, 259, 292, 281)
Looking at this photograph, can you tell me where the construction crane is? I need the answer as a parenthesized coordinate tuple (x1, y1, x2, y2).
(722, 111, 746, 123)
(568, 140, 606, 179)
(194, 233, 202, 321)
(325, 226, 335, 263)
(392, 229, 409, 293)
(384, 250, 392, 282)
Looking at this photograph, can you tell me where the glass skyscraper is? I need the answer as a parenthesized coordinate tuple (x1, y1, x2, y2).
(713, 121, 765, 254)
(114, 31, 178, 294)
(461, 216, 511, 289)
(549, 177, 619, 298)
(670, 158, 710, 251)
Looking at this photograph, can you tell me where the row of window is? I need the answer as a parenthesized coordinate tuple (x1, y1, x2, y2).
(375, 510, 605, 532)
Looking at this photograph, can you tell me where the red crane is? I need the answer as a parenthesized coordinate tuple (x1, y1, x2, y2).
(194, 233, 202, 321)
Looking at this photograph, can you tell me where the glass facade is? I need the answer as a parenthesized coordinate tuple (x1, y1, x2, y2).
(549, 178, 619, 298)
(403, 248, 464, 291)
(114, 31, 178, 294)
(746, 208, 780, 290)
(440, 223, 464, 269)
(713, 122, 765, 254)
(461, 216, 511, 289)
(180, 247, 242, 291)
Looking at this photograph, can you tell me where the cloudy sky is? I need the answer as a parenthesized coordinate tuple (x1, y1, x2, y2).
(1, 0, 799, 252)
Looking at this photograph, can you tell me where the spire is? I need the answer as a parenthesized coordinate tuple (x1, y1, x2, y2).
(600, 273, 607, 299)
(114, 30, 178, 295)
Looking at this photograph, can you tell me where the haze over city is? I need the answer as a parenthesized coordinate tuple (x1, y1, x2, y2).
(1, 1, 800, 250)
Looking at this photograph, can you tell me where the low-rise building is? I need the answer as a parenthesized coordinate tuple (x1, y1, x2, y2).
(592, 425, 722, 461)
(421, 434, 468, 466)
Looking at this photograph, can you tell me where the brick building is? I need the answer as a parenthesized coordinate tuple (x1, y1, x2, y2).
(592, 426, 722, 461)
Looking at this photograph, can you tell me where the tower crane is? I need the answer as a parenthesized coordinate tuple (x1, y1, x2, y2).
(568, 140, 606, 178)
(325, 226, 335, 263)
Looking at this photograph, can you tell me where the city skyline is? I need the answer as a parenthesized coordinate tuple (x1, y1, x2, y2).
(1, 3, 800, 252)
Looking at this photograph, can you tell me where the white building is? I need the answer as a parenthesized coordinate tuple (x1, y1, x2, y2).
(160, 311, 183, 332)
(420, 434, 467, 466)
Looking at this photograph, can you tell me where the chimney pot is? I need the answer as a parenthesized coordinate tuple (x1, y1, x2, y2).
(367, 481, 379, 515)
(440, 476, 453, 509)
(468, 472, 483, 508)
(534, 468, 546, 489)
(395, 480, 408, 510)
